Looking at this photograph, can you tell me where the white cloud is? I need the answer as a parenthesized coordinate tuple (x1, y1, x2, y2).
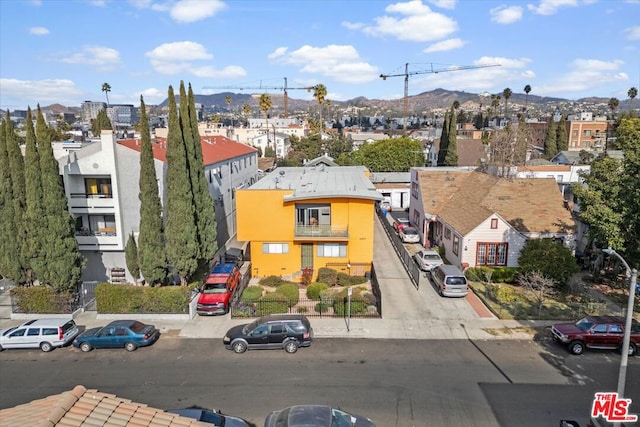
(535, 58, 628, 95)
(0, 78, 83, 107)
(356, 0, 458, 42)
(170, 0, 227, 23)
(624, 26, 640, 40)
(268, 44, 379, 84)
(60, 46, 120, 71)
(145, 41, 245, 78)
(423, 38, 465, 53)
(341, 21, 365, 30)
(428, 0, 456, 9)
(29, 26, 50, 35)
(137, 87, 166, 103)
(527, 0, 579, 16)
(490, 5, 523, 24)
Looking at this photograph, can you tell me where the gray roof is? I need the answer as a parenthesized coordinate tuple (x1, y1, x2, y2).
(369, 172, 411, 183)
(250, 166, 382, 202)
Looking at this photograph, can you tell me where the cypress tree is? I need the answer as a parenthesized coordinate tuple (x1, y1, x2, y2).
(165, 85, 198, 285)
(187, 83, 217, 261)
(544, 116, 557, 159)
(36, 106, 84, 291)
(91, 109, 112, 137)
(137, 96, 167, 286)
(437, 111, 450, 166)
(22, 108, 46, 285)
(0, 112, 24, 282)
(556, 114, 568, 152)
(125, 233, 140, 282)
(444, 106, 459, 166)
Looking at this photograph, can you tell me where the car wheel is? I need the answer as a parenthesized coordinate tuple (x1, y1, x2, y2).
(0, 344, 4, 352)
(80, 342, 92, 352)
(40, 342, 53, 352)
(569, 340, 584, 355)
(124, 342, 137, 352)
(625, 343, 637, 357)
(232, 340, 247, 354)
(284, 340, 299, 354)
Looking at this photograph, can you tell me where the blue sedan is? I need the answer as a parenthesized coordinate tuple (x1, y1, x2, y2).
(73, 320, 160, 352)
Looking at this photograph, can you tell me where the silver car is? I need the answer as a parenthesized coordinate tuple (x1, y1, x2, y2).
(413, 249, 444, 271)
(265, 405, 375, 427)
(0, 318, 79, 352)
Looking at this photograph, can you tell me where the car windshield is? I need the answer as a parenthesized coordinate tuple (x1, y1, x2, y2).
(202, 283, 227, 294)
(244, 319, 261, 334)
(331, 408, 356, 427)
(2, 327, 17, 337)
(575, 317, 594, 331)
(424, 254, 441, 261)
(403, 228, 418, 235)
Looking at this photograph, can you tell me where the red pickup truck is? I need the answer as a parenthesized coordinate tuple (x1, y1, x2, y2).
(196, 263, 241, 316)
(551, 315, 640, 356)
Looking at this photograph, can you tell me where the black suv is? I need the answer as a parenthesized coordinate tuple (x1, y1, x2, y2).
(223, 314, 313, 354)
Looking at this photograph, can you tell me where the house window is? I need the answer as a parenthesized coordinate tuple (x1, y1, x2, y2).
(476, 242, 508, 266)
(296, 204, 330, 226)
(411, 182, 418, 198)
(84, 178, 112, 198)
(262, 243, 289, 254)
(452, 236, 460, 256)
(317, 243, 346, 258)
(444, 227, 451, 240)
(584, 129, 591, 137)
(490, 218, 498, 229)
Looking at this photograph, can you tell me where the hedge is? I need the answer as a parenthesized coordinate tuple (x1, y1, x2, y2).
(10, 286, 74, 314)
(95, 283, 192, 314)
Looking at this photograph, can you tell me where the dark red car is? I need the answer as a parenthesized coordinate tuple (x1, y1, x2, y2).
(550, 315, 640, 356)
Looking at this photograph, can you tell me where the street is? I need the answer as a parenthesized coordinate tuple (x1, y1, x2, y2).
(1, 336, 638, 426)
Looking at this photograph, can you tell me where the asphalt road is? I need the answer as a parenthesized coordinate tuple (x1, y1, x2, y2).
(1, 335, 638, 427)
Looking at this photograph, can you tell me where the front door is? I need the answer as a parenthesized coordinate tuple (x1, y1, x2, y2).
(301, 244, 313, 270)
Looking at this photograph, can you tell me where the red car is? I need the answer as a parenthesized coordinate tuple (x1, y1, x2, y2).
(550, 315, 640, 356)
(196, 263, 241, 315)
(392, 217, 410, 232)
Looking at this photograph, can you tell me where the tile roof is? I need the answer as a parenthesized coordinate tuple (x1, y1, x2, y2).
(418, 169, 575, 235)
(118, 135, 257, 165)
(0, 385, 211, 427)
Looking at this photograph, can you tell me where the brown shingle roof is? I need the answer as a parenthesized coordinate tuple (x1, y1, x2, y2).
(418, 169, 575, 235)
(0, 385, 211, 427)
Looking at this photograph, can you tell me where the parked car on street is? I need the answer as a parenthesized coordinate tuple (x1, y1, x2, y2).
(413, 249, 444, 271)
(73, 320, 160, 352)
(265, 405, 375, 427)
(392, 217, 410, 232)
(550, 315, 640, 355)
(399, 226, 420, 243)
(167, 406, 250, 427)
(0, 318, 79, 352)
(223, 314, 313, 354)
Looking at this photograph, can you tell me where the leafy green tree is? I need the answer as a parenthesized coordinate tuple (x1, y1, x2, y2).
(544, 116, 557, 159)
(556, 114, 568, 152)
(502, 88, 512, 119)
(0, 112, 25, 282)
(91, 109, 112, 137)
(22, 108, 45, 285)
(36, 106, 83, 291)
(616, 117, 640, 265)
(350, 136, 422, 172)
(137, 96, 167, 286)
(517, 239, 579, 291)
(186, 83, 217, 262)
(165, 85, 199, 285)
(444, 106, 458, 166)
(125, 233, 140, 282)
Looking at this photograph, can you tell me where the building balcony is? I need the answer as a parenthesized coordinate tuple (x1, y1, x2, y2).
(294, 225, 348, 240)
(68, 193, 115, 209)
(75, 231, 120, 249)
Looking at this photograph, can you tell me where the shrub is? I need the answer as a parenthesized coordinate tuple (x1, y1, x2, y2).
(297, 306, 308, 313)
(95, 283, 190, 314)
(255, 294, 290, 316)
(314, 302, 330, 313)
(301, 267, 313, 286)
(348, 276, 369, 286)
(336, 272, 350, 286)
(496, 285, 519, 304)
(317, 267, 338, 286)
(259, 275, 286, 288)
(307, 282, 329, 300)
(491, 267, 520, 284)
(319, 288, 336, 303)
(333, 287, 368, 315)
(10, 286, 74, 314)
(240, 286, 263, 302)
(274, 282, 300, 305)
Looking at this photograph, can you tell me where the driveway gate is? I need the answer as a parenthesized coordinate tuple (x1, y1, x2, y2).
(80, 281, 98, 311)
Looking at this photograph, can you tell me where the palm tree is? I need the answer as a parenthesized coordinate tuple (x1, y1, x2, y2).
(490, 94, 501, 122)
(259, 93, 272, 153)
(313, 84, 327, 134)
(608, 97, 619, 119)
(101, 83, 111, 106)
(242, 103, 251, 127)
(606, 97, 620, 151)
(523, 85, 531, 113)
(502, 88, 512, 121)
(452, 100, 460, 110)
(225, 95, 232, 127)
(628, 87, 638, 110)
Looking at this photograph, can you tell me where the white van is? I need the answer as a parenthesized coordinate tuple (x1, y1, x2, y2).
(0, 318, 79, 352)
(431, 265, 468, 297)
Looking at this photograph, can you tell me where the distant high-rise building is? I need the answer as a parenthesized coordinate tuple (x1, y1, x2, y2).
(106, 104, 140, 128)
(81, 101, 106, 123)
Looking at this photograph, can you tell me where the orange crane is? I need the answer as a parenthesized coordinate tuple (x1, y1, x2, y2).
(380, 62, 501, 132)
(203, 77, 314, 118)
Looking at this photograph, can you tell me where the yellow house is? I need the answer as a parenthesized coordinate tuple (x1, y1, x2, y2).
(236, 165, 383, 280)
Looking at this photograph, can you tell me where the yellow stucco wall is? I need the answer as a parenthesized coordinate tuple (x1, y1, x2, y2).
(236, 189, 375, 280)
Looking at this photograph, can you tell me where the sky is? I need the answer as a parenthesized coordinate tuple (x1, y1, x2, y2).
(1, 0, 639, 111)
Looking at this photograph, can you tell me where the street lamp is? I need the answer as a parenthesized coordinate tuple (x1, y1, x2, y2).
(602, 247, 638, 408)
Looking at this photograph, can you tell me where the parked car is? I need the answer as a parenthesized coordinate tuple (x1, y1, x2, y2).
(223, 314, 313, 354)
(73, 320, 160, 352)
(0, 318, 79, 352)
(550, 315, 640, 355)
(265, 405, 375, 427)
(430, 265, 468, 297)
(378, 200, 391, 213)
(167, 406, 250, 427)
(413, 249, 443, 271)
(196, 262, 241, 315)
(392, 217, 410, 232)
(399, 226, 420, 243)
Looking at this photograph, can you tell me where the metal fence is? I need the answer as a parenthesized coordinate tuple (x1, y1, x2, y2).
(376, 209, 422, 289)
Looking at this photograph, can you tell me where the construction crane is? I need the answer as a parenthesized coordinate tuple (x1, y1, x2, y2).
(203, 77, 314, 118)
(380, 62, 501, 132)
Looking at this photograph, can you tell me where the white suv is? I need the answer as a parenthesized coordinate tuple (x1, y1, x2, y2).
(0, 318, 80, 352)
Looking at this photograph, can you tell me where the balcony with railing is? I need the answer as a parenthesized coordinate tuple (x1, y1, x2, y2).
(75, 227, 119, 247)
(294, 224, 348, 240)
(68, 192, 115, 209)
